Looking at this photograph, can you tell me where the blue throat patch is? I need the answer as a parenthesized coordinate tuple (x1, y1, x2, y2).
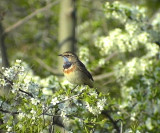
(63, 57, 72, 69)
(63, 63, 72, 69)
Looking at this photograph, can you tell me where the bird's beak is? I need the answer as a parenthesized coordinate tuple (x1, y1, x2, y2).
(58, 54, 63, 56)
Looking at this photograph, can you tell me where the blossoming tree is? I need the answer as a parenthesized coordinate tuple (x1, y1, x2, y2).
(0, 1, 160, 133)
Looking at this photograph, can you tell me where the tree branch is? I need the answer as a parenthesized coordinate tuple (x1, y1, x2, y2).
(0, 71, 34, 97)
(92, 52, 118, 75)
(0, 23, 9, 67)
(149, 8, 160, 24)
(33, 56, 63, 76)
(0, 108, 19, 114)
(102, 110, 120, 133)
(93, 72, 114, 81)
(19, 88, 34, 97)
(3, 0, 61, 35)
(42, 90, 83, 116)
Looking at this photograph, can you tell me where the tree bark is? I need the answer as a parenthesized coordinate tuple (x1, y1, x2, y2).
(0, 22, 9, 68)
(58, 0, 76, 72)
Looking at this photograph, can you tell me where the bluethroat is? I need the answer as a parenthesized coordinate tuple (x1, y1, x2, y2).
(59, 51, 94, 88)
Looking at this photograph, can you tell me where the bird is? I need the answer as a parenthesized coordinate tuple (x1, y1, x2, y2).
(59, 51, 94, 88)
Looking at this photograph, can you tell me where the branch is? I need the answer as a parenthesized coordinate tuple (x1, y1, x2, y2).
(103, 79, 115, 86)
(0, 23, 9, 67)
(92, 52, 118, 75)
(3, 0, 61, 35)
(19, 88, 34, 97)
(0, 71, 34, 97)
(93, 72, 114, 81)
(149, 8, 160, 24)
(33, 56, 63, 76)
(0, 108, 19, 114)
(102, 110, 120, 133)
(41, 91, 83, 116)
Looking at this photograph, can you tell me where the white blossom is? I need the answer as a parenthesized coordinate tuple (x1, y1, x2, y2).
(30, 109, 36, 115)
(130, 113, 136, 121)
(97, 98, 106, 111)
(6, 125, 12, 132)
(51, 97, 59, 105)
(16, 59, 22, 63)
(31, 98, 40, 105)
(85, 102, 101, 115)
(18, 112, 25, 119)
(60, 110, 66, 117)
(145, 118, 153, 130)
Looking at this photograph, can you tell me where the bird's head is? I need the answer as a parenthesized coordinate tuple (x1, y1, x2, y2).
(59, 51, 78, 64)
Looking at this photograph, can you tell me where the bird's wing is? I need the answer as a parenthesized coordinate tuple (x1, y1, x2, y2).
(77, 61, 94, 81)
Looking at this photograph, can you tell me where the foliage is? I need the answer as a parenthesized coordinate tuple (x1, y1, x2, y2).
(77, 1, 160, 132)
(0, 60, 107, 132)
(1, 0, 160, 132)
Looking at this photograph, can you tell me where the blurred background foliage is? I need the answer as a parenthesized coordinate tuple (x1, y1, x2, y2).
(1, 0, 160, 132)
(1, 0, 160, 78)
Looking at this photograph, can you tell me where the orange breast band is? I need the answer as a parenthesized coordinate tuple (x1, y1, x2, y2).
(63, 64, 76, 74)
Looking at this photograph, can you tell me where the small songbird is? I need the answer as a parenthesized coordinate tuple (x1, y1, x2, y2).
(59, 51, 94, 88)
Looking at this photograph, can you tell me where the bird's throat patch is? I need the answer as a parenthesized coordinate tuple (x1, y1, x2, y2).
(63, 64, 76, 74)
(63, 62, 72, 69)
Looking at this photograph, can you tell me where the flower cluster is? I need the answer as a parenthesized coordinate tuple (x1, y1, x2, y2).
(85, 98, 106, 115)
(114, 58, 153, 84)
(105, 1, 146, 23)
(0, 60, 108, 132)
(92, 2, 160, 132)
(79, 46, 90, 66)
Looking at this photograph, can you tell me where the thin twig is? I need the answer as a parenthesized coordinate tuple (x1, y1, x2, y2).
(92, 52, 118, 75)
(0, 71, 34, 97)
(19, 88, 34, 97)
(3, 0, 61, 35)
(102, 110, 120, 133)
(103, 79, 115, 86)
(33, 56, 63, 76)
(120, 120, 123, 133)
(0, 108, 19, 114)
(41, 91, 83, 116)
(93, 72, 114, 81)
(149, 8, 160, 24)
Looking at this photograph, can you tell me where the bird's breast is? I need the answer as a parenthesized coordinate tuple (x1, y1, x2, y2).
(63, 64, 93, 87)
(63, 64, 76, 74)
(63, 64, 79, 83)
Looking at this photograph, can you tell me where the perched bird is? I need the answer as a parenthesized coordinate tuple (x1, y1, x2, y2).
(59, 51, 94, 88)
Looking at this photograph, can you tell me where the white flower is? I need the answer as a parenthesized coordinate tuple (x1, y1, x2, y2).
(31, 98, 40, 105)
(60, 110, 66, 117)
(97, 98, 106, 111)
(137, 32, 149, 43)
(0, 79, 6, 86)
(30, 109, 36, 115)
(51, 97, 59, 105)
(90, 92, 98, 98)
(18, 124, 22, 129)
(125, 22, 138, 35)
(136, 130, 141, 133)
(18, 112, 25, 119)
(85, 102, 101, 115)
(16, 59, 22, 63)
(130, 113, 136, 121)
(6, 125, 12, 132)
(79, 47, 89, 65)
(98, 59, 105, 66)
(145, 118, 153, 130)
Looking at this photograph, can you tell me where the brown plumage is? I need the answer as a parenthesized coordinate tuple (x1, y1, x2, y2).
(59, 51, 94, 88)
